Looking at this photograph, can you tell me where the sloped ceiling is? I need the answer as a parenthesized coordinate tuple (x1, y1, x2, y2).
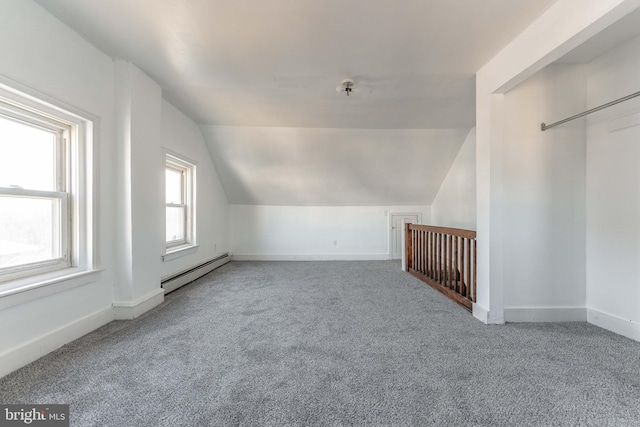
(203, 127, 470, 205)
(34, 0, 557, 205)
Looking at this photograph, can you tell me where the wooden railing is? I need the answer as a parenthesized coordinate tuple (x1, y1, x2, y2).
(405, 223, 476, 311)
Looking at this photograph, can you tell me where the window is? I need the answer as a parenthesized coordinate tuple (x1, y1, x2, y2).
(0, 85, 94, 287)
(165, 152, 195, 253)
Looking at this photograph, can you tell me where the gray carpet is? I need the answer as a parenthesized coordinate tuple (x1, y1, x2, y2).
(1, 261, 640, 426)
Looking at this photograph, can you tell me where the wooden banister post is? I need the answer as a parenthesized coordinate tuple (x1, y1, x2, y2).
(405, 222, 412, 272)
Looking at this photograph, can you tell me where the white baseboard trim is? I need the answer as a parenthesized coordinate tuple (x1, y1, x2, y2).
(471, 303, 505, 325)
(472, 303, 489, 323)
(232, 253, 390, 261)
(113, 288, 164, 320)
(0, 306, 114, 378)
(504, 306, 587, 322)
(588, 308, 640, 342)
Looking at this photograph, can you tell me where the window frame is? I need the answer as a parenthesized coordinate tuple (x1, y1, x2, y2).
(0, 101, 74, 281)
(0, 78, 97, 298)
(164, 151, 196, 255)
(0, 189, 70, 281)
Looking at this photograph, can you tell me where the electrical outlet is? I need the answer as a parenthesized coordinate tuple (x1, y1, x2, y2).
(333, 240, 338, 246)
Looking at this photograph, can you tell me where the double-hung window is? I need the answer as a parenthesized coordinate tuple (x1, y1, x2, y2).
(165, 152, 195, 254)
(0, 88, 92, 287)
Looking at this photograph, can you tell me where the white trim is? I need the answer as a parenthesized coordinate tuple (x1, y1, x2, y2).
(232, 253, 390, 261)
(0, 269, 102, 310)
(388, 212, 423, 260)
(0, 75, 99, 124)
(608, 111, 640, 133)
(163, 148, 196, 253)
(113, 288, 165, 320)
(0, 74, 98, 292)
(0, 306, 113, 378)
(588, 308, 640, 342)
(472, 303, 504, 324)
(163, 148, 198, 169)
(504, 306, 587, 323)
(472, 303, 490, 324)
(489, 311, 505, 325)
(0, 191, 70, 282)
(162, 244, 199, 262)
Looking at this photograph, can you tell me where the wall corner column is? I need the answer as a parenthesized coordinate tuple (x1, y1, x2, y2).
(112, 60, 164, 318)
(475, 76, 506, 324)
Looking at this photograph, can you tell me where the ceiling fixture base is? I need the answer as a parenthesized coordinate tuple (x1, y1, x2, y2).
(337, 78, 355, 96)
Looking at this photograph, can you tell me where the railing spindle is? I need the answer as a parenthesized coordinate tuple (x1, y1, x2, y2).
(443, 234, 448, 287)
(420, 231, 425, 274)
(445, 235, 448, 288)
(464, 239, 471, 298)
(414, 229, 417, 270)
(441, 233, 445, 285)
(426, 231, 430, 275)
(430, 232, 434, 278)
(453, 236, 458, 292)
(472, 239, 477, 302)
(446, 235, 451, 289)
(408, 229, 411, 270)
(437, 233, 440, 283)
(412, 229, 416, 270)
(416, 230, 420, 273)
(419, 230, 422, 273)
(431, 232, 435, 279)
(437, 233, 442, 284)
(426, 231, 430, 276)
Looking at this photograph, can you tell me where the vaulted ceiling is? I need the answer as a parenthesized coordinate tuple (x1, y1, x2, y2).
(203, 127, 470, 205)
(35, 0, 558, 205)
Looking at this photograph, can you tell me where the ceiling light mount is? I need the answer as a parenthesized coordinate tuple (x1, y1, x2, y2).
(337, 78, 355, 96)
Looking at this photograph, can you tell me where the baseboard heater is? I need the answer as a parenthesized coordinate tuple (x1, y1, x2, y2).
(161, 253, 230, 294)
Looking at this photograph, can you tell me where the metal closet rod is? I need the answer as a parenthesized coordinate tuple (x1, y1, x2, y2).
(541, 90, 640, 131)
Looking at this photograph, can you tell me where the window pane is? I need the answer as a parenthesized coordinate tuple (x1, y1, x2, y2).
(0, 196, 59, 268)
(166, 206, 185, 242)
(165, 168, 183, 204)
(0, 115, 57, 191)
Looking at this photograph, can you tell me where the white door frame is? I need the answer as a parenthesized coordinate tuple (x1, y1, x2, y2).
(388, 212, 422, 260)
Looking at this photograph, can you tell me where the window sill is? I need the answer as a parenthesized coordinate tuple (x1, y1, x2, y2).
(0, 268, 103, 311)
(162, 244, 199, 262)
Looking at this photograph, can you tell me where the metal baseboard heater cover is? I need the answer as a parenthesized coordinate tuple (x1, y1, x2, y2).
(161, 253, 230, 294)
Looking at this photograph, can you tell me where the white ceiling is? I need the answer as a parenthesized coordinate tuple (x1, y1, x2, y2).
(33, 0, 559, 206)
(35, 0, 557, 129)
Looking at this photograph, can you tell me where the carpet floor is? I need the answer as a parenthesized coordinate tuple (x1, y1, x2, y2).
(1, 261, 639, 426)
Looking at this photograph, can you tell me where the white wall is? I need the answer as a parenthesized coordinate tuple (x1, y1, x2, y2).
(430, 128, 476, 230)
(112, 63, 231, 311)
(586, 34, 640, 340)
(502, 64, 587, 320)
(474, 0, 640, 324)
(0, 0, 116, 374)
(113, 61, 165, 307)
(230, 205, 429, 260)
(160, 100, 229, 277)
(0, 0, 230, 376)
